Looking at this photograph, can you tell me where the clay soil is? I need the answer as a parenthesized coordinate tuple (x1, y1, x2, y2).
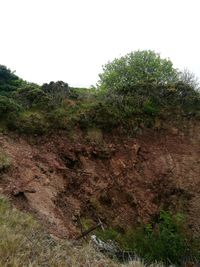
(0, 121, 200, 239)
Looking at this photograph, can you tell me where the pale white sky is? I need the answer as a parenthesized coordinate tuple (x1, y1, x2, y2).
(0, 0, 200, 87)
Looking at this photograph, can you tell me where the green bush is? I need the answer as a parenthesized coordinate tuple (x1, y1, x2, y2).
(96, 211, 200, 266)
(15, 84, 48, 109)
(41, 81, 70, 108)
(46, 108, 71, 130)
(0, 96, 21, 117)
(130, 211, 188, 265)
(0, 65, 23, 96)
(173, 82, 200, 113)
(97, 50, 200, 123)
(78, 102, 122, 130)
(98, 50, 178, 94)
(0, 62, 199, 134)
(11, 111, 49, 134)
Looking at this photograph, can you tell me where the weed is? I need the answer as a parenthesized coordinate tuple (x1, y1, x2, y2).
(0, 149, 11, 171)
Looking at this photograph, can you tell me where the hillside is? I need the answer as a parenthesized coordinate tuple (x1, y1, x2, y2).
(0, 118, 200, 265)
(0, 57, 200, 266)
(0, 120, 199, 237)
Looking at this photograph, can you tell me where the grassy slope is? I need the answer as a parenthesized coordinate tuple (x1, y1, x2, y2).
(0, 195, 164, 267)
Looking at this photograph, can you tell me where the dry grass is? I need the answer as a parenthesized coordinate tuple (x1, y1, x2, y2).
(0, 195, 164, 267)
(86, 128, 103, 144)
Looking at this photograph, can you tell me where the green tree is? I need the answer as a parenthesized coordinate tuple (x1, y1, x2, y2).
(0, 65, 23, 95)
(98, 50, 178, 94)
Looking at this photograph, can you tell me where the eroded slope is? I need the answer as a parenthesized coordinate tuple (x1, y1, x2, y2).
(0, 120, 200, 238)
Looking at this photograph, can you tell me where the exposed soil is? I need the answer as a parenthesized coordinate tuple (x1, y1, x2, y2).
(0, 119, 200, 239)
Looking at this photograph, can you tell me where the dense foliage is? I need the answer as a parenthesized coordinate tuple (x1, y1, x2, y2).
(0, 65, 23, 96)
(0, 51, 199, 134)
(98, 50, 179, 93)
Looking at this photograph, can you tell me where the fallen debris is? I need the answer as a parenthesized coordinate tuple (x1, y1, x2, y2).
(91, 235, 136, 262)
(76, 219, 104, 240)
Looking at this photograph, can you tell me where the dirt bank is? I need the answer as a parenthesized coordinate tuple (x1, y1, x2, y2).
(0, 119, 200, 238)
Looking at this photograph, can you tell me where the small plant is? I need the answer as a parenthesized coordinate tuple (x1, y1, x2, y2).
(0, 149, 11, 171)
(86, 128, 103, 144)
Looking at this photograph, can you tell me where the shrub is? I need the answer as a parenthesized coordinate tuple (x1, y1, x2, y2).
(46, 108, 71, 130)
(96, 211, 200, 266)
(15, 83, 48, 109)
(130, 211, 188, 265)
(173, 82, 200, 113)
(97, 51, 200, 123)
(0, 63, 199, 134)
(42, 81, 70, 108)
(0, 65, 23, 95)
(78, 102, 122, 130)
(11, 111, 49, 134)
(0, 96, 21, 117)
(98, 50, 178, 94)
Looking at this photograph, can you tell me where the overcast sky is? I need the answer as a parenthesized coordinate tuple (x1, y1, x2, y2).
(0, 0, 200, 87)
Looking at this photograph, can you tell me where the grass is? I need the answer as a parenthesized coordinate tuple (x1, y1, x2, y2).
(0, 149, 11, 171)
(0, 195, 166, 267)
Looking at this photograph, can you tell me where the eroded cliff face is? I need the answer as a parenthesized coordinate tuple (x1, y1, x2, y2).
(0, 119, 200, 238)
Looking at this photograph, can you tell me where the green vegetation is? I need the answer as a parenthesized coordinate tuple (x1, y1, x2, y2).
(0, 65, 23, 96)
(0, 149, 11, 171)
(0, 195, 164, 267)
(0, 53, 200, 266)
(98, 50, 179, 93)
(0, 50, 199, 135)
(96, 211, 200, 266)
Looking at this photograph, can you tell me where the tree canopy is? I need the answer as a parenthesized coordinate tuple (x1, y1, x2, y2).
(98, 50, 179, 94)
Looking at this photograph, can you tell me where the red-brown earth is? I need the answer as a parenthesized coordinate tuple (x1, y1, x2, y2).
(0, 119, 200, 239)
